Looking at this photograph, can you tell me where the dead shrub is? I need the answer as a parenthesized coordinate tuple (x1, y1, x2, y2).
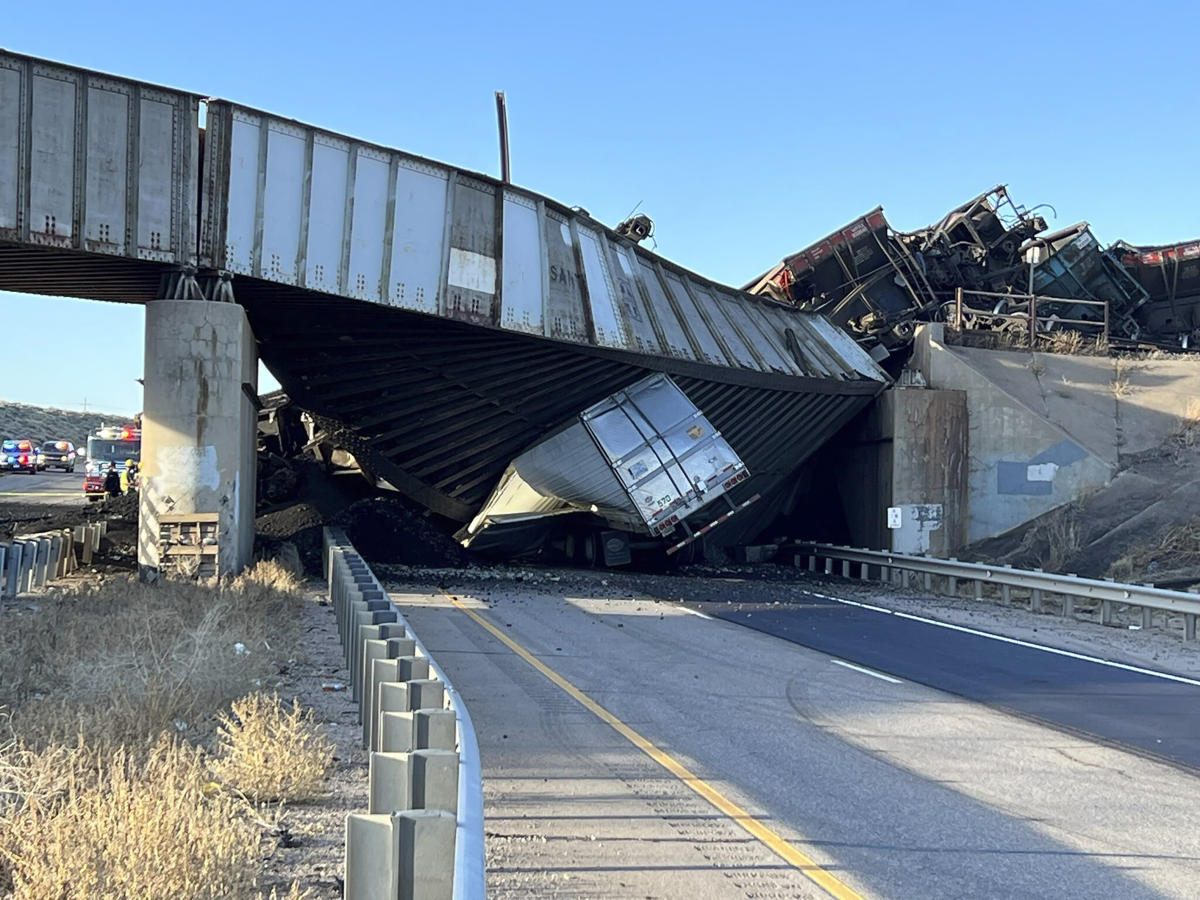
(1012, 503, 1085, 572)
(1038, 329, 1085, 355)
(1110, 358, 1139, 398)
(0, 736, 264, 899)
(213, 694, 333, 803)
(1108, 516, 1200, 582)
(1168, 397, 1200, 452)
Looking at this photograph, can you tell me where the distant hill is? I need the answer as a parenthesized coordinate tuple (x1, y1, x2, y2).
(0, 401, 134, 448)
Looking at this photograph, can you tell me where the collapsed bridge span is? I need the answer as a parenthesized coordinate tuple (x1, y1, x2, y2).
(0, 49, 889, 565)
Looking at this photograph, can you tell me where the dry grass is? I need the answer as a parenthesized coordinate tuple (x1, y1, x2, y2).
(0, 737, 264, 899)
(213, 693, 334, 803)
(0, 561, 325, 898)
(1108, 516, 1200, 583)
(1168, 397, 1200, 453)
(1110, 358, 1133, 397)
(1012, 502, 1086, 573)
(0, 562, 307, 750)
(1032, 329, 1107, 356)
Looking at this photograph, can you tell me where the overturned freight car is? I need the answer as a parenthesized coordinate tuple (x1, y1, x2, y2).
(1112, 239, 1200, 345)
(745, 186, 1167, 354)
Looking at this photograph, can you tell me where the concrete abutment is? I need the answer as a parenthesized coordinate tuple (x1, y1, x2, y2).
(138, 298, 258, 578)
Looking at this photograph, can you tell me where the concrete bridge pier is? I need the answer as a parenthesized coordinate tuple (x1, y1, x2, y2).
(138, 274, 258, 580)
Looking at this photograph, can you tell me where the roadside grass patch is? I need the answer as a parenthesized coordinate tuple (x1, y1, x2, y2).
(0, 561, 326, 898)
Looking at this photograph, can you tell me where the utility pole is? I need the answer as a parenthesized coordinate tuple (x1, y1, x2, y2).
(495, 91, 511, 184)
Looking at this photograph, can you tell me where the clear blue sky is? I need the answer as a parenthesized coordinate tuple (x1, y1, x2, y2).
(3, 1, 1199, 415)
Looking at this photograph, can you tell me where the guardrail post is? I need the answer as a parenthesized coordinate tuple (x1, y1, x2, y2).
(1142, 601, 1152, 630)
(880, 564, 890, 582)
(368, 748, 459, 816)
(61, 529, 74, 575)
(415, 709, 457, 751)
(380, 679, 444, 719)
(947, 573, 957, 596)
(1187, 614, 1197, 641)
(359, 632, 415, 707)
(923, 571, 932, 591)
(412, 749, 459, 812)
(351, 607, 400, 703)
(901, 569, 911, 589)
(1100, 598, 1113, 625)
(344, 594, 391, 665)
(34, 538, 51, 587)
(1063, 595, 1075, 617)
(841, 560, 850, 578)
(377, 708, 458, 756)
(46, 535, 62, 583)
(859, 562, 871, 581)
(808, 555, 817, 572)
(823, 558, 833, 576)
(345, 810, 456, 900)
(18, 540, 36, 593)
(367, 656, 432, 750)
(973, 579, 983, 601)
(81, 526, 91, 558)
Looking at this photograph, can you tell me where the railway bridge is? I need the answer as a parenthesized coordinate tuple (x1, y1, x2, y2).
(0, 49, 888, 575)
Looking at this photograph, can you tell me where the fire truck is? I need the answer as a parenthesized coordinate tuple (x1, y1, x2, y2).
(83, 424, 141, 500)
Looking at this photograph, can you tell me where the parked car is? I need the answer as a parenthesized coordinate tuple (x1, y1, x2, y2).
(1, 439, 39, 474)
(40, 440, 77, 472)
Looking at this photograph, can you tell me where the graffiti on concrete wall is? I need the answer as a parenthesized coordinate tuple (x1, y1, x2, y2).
(893, 502, 944, 554)
(996, 440, 1088, 496)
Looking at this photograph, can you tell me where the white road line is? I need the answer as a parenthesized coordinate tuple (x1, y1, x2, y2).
(679, 606, 714, 620)
(801, 589, 1200, 688)
(831, 658, 902, 683)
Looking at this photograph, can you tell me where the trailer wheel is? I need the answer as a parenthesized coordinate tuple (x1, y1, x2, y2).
(582, 532, 599, 568)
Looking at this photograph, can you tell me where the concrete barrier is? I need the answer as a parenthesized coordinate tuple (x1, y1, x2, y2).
(0, 522, 111, 599)
(324, 528, 484, 900)
(345, 810, 457, 900)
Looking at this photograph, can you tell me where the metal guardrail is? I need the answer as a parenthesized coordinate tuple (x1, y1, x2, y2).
(1, 522, 107, 599)
(322, 527, 484, 900)
(795, 542, 1200, 641)
(949, 286, 1110, 343)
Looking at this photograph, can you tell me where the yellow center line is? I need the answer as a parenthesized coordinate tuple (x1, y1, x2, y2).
(445, 591, 864, 900)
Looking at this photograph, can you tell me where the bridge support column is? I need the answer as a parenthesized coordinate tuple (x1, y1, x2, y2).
(138, 297, 257, 579)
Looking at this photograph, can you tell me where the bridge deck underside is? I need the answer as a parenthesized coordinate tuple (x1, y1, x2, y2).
(236, 280, 879, 526)
(0, 244, 170, 303)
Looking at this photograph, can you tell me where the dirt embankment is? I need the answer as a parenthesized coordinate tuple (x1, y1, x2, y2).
(967, 425, 1200, 587)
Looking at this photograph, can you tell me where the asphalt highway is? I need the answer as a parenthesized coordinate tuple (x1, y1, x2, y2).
(694, 586, 1200, 771)
(394, 580, 1200, 899)
(0, 467, 88, 506)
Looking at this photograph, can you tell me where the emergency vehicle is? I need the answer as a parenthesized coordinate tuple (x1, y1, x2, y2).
(83, 424, 141, 500)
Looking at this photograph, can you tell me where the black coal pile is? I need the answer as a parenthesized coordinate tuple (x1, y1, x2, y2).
(332, 497, 474, 568)
(254, 452, 475, 572)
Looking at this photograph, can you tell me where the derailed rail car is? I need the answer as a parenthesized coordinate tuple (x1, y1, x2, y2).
(745, 185, 1172, 354)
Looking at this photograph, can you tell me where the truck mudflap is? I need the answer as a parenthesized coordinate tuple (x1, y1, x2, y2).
(664, 493, 762, 555)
